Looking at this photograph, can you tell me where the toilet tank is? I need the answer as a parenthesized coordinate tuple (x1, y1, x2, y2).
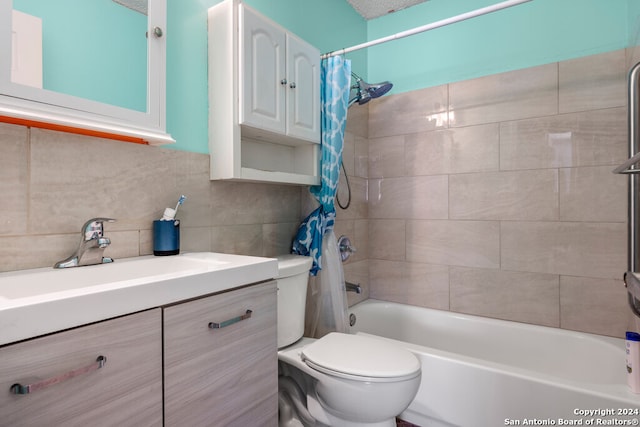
(277, 254, 312, 349)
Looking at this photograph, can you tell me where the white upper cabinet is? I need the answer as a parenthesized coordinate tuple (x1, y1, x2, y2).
(286, 33, 321, 142)
(209, 0, 320, 185)
(240, 6, 286, 136)
(240, 5, 319, 143)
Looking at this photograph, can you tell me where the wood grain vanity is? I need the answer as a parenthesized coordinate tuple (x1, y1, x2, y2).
(0, 277, 277, 426)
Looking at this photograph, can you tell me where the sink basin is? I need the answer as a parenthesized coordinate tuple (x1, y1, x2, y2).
(0, 252, 278, 345)
(0, 253, 231, 300)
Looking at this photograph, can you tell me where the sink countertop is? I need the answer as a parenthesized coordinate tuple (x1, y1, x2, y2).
(0, 252, 278, 346)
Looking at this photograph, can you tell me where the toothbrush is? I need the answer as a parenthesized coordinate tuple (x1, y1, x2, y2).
(174, 195, 186, 216)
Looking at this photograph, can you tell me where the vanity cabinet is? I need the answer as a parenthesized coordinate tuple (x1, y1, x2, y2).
(164, 281, 278, 426)
(208, 0, 321, 185)
(0, 309, 163, 426)
(0, 279, 277, 426)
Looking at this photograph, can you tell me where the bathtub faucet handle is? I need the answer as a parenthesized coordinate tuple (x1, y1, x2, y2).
(338, 235, 356, 262)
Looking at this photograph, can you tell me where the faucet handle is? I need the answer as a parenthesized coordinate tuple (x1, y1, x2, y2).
(82, 218, 116, 240)
(96, 237, 111, 248)
(337, 235, 357, 262)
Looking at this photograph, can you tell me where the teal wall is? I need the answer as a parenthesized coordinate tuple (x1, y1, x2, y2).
(165, 0, 634, 153)
(367, 0, 630, 94)
(630, 0, 640, 49)
(13, 0, 146, 111)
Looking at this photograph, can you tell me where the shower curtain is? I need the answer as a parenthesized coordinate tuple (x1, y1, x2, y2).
(292, 55, 351, 338)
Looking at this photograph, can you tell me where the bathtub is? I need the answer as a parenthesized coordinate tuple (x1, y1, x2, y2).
(349, 299, 640, 427)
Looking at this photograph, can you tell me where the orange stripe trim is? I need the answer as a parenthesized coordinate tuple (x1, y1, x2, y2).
(0, 115, 149, 145)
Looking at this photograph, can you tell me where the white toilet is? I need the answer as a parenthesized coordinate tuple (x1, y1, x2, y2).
(276, 254, 421, 427)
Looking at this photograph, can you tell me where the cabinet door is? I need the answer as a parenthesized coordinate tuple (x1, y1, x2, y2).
(164, 282, 278, 427)
(286, 33, 320, 142)
(240, 5, 286, 135)
(0, 309, 163, 427)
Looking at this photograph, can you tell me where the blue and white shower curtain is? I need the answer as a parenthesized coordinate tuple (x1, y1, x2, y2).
(292, 55, 352, 337)
(292, 56, 351, 275)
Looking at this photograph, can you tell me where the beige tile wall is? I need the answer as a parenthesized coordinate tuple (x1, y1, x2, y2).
(0, 126, 301, 272)
(335, 102, 370, 307)
(366, 48, 633, 337)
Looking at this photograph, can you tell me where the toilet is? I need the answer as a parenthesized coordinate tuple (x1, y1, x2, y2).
(276, 254, 421, 427)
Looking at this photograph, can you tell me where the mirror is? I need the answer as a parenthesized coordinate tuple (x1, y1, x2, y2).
(12, 0, 147, 112)
(0, 0, 173, 145)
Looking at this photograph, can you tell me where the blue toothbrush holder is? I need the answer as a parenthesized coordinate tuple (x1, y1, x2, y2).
(153, 220, 180, 256)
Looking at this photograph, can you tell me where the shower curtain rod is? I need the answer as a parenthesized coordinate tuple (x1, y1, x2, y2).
(321, 0, 533, 59)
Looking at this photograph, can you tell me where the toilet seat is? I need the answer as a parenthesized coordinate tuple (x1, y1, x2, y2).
(301, 333, 420, 383)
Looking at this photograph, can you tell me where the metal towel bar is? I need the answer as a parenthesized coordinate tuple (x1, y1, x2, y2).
(614, 61, 640, 317)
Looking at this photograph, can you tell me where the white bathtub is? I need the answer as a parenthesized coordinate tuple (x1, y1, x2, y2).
(350, 299, 640, 427)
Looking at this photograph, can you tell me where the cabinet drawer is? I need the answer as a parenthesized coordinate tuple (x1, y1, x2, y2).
(0, 308, 163, 427)
(164, 281, 278, 427)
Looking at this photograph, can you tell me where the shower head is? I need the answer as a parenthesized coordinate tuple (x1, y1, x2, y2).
(348, 72, 393, 108)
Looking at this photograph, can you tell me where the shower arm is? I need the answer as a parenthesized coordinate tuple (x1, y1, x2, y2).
(614, 61, 640, 317)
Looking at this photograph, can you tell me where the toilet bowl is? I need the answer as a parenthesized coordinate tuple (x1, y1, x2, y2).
(276, 255, 421, 427)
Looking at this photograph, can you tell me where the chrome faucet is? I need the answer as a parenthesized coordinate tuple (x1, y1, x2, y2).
(54, 218, 116, 268)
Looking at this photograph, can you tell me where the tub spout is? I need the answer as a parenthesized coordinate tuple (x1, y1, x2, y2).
(345, 281, 362, 294)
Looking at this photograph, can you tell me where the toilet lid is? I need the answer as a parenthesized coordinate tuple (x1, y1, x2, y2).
(301, 333, 420, 379)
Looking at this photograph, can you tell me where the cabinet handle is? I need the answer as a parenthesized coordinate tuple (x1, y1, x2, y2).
(10, 355, 107, 395)
(289, 82, 297, 89)
(280, 79, 287, 85)
(208, 310, 252, 329)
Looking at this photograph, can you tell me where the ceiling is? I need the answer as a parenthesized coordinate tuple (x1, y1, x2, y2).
(112, 0, 147, 15)
(346, 0, 429, 20)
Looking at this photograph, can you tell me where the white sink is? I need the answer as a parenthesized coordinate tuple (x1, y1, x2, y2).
(0, 252, 278, 345)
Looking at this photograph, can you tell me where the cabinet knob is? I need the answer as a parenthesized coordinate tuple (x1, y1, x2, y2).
(289, 82, 297, 89)
(152, 26, 163, 38)
(280, 79, 287, 85)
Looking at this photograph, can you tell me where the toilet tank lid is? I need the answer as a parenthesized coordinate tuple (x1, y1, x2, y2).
(301, 332, 421, 378)
(276, 254, 313, 278)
